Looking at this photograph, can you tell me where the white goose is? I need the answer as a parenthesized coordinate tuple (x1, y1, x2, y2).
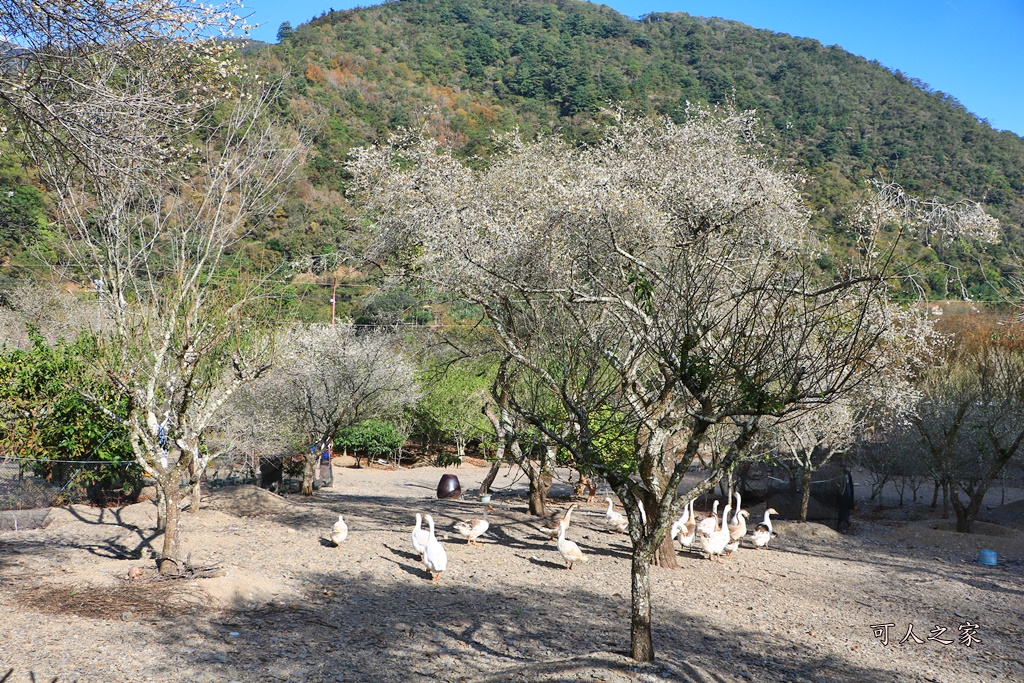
(330, 514, 348, 547)
(604, 497, 629, 534)
(697, 499, 720, 536)
(677, 499, 697, 549)
(726, 491, 748, 553)
(423, 514, 448, 581)
(453, 506, 492, 545)
(701, 502, 732, 562)
(670, 501, 691, 543)
(556, 522, 587, 569)
(752, 508, 779, 550)
(411, 512, 430, 560)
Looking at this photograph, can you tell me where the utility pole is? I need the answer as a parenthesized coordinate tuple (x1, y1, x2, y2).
(330, 279, 337, 326)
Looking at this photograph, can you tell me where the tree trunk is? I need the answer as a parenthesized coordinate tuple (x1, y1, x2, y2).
(526, 463, 552, 517)
(931, 479, 940, 508)
(158, 478, 183, 574)
(954, 508, 975, 533)
(952, 483, 991, 534)
(573, 471, 590, 498)
(651, 532, 677, 568)
(645, 493, 678, 569)
(629, 550, 655, 662)
(456, 437, 466, 464)
(524, 443, 555, 516)
(188, 457, 202, 513)
(301, 452, 316, 496)
(478, 459, 502, 496)
(322, 442, 334, 488)
(941, 481, 950, 519)
(799, 469, 812, 522)
(156, 486, 167, 531)
(951, 490, 974, 533)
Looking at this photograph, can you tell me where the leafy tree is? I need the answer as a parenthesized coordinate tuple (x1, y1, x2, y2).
(412, 360, 492, 465)
(0, 185, 47, 257)
(0, 328, 137, 504)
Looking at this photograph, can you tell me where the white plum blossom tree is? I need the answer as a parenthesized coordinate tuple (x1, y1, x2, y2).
(766, 306, 942, 521)
(2, 1, 303, 573)
(269, 324, 418, 496)
(350, 107, 997, 661)
(904, 344, 1024, 532)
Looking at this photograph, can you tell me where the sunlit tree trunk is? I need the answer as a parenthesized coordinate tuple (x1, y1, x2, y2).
(155, 486, 167, 531)
(156, 473, 183, 574)
(630, 549, 654, 661)
(188, 457, 202, 513)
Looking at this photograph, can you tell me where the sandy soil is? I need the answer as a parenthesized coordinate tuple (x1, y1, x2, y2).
(1, 461, 1023, 683)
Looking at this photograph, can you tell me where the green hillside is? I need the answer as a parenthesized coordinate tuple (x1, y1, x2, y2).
(248, 0, 1024, 301)
(3, 0, 1023, 304)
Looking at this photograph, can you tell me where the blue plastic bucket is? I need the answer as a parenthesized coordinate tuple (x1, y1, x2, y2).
(978, 549, 998, 566)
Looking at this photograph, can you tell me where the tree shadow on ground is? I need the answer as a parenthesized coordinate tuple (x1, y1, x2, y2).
(775, 539, 1024, 597)
(0, 505, 160, 565)
(6, 484, 1020, 683)
(125, 572, 925, 683)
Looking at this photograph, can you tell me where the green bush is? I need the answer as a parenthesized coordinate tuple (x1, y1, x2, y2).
(335, 419, 404, 465)
(0, 328, 139, 505)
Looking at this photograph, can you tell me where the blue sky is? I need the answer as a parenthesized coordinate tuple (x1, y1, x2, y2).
(239, 0, 1024, 137)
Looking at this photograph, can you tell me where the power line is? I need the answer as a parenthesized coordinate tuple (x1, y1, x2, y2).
(2, 455, 136, 465)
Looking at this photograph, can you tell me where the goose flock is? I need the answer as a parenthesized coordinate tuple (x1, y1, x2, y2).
(329, 490, 781, 580)
(673, 490, 779, 562)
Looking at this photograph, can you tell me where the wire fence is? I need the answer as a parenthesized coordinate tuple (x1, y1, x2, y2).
(0, 455, 148, 528)
(0, 450, 330, 526)
(0, 458, 69, 530)
(0, 458, 81, 512)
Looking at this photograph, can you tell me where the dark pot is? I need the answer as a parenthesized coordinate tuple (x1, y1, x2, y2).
(436, 473, 462, 499)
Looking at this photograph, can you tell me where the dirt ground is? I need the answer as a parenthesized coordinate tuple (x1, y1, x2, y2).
(1, 460, 1023, 683)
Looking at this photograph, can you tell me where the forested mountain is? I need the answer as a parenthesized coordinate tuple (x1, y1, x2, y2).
(4, 0, 1023, 303)
(238, 0, 1021, 301)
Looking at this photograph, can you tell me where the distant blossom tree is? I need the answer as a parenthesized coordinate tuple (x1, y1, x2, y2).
(904, 343, 1024, 532)
(266, 324, 418, 496)
(766, 308, 940, 521)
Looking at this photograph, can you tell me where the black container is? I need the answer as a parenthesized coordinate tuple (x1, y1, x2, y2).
(436, 473, 462, 499)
